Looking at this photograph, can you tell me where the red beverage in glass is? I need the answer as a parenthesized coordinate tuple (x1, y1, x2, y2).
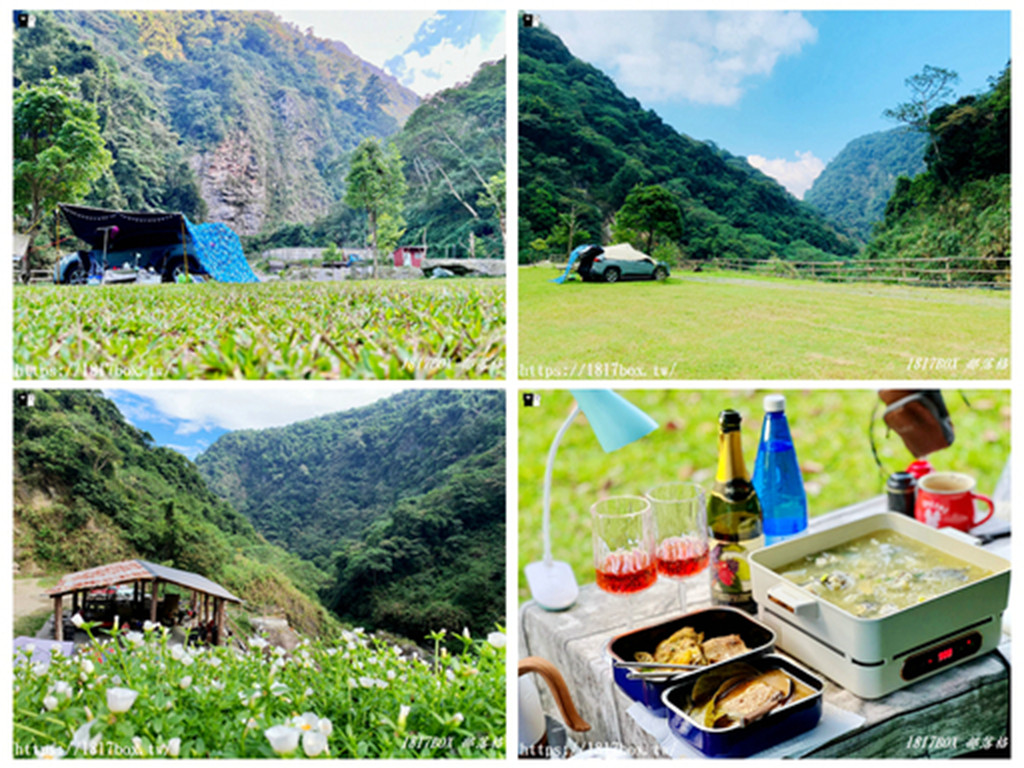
(596, 550, 658, 594)
(657, 536, 710, 578)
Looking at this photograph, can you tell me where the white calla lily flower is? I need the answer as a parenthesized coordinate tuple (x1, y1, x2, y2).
(106, 686, 139, 714)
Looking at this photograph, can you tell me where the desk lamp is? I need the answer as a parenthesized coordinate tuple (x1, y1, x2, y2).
(526, 390, 658, 610)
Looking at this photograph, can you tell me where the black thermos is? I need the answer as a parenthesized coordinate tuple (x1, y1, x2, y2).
(886, 471, 917, 516)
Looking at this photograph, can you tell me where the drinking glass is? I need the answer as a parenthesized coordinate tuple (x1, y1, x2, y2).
(591, 495, 657, 628)
(646, 482, 709, 614)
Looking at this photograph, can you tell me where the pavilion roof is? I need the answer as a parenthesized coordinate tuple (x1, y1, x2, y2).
(46, 559, 241, 603)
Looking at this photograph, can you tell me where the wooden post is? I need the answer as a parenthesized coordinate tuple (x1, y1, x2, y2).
(215, 598, 225, 646)
(150, 580, 159, 624)
(54, 596, 63, 642)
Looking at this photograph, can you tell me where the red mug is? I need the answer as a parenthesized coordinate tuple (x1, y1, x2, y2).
(914, 472, 995, 531)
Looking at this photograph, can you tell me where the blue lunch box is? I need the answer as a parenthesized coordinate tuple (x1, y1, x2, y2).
(608, 607, 776, 717)
(662, 653, 824, 758)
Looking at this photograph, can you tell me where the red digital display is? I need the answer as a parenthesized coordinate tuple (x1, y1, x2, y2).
(903, 631, 982, 682)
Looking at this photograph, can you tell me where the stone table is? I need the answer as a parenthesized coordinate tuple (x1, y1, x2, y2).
(519, 497, 1011, 758)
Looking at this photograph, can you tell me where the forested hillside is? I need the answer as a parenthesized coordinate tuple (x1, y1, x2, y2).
(518, 22, 857, 264)
(13, 390, 333, 635)
(863, 65, 1010, 284)
(250, 60, 506, 257)
(804, 128, 927, 240)
(396, 60, 506, 257)
(14, 10, 417, 234)
(197, 390, 505, 640)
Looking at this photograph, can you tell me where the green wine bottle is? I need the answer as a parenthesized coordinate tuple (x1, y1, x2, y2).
(707, 409, 764, 614)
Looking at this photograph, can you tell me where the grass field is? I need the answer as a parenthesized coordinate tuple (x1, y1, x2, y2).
(518, 267, 1010, 379)
(518, 389, 1010, 600)
(14, 279, 505, 379)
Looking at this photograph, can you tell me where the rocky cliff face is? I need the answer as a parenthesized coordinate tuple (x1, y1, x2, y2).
(44, 10, 420, 234)
(192, 87, 336, 233)
(192, 133, 267, 233)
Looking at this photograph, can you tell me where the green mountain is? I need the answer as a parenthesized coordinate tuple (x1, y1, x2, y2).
(518, 21, 857, 264)
(251, 59, 507, 257)
(196, 390, 505, 640)
(14, 10, 419, 234)
(13, 390, 333, 635)
(396, 59, 506, 257)
(863, 65, 1010, 285)
(804, 128, 927, 240)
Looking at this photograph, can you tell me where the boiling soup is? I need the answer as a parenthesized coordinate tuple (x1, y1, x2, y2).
(775, 530, 991, 618)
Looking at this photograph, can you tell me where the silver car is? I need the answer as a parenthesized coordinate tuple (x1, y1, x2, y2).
(575, 243, 670, 283)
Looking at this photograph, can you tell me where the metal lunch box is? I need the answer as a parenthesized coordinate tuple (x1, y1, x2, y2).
(662, 653, 824, 758)
(607, 606, 775, 717)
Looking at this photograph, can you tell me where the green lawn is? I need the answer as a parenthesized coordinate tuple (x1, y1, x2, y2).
(14, 279, 505, 379)
(518, 389, 1010, 600)
(518, 267, 1010, 379)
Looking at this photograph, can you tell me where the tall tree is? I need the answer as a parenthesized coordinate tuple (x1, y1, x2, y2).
(883, 65, 959, 172)
(344, 138, 407, 277)
(612, 184, 683, 252)
(13, 73, 112, 233)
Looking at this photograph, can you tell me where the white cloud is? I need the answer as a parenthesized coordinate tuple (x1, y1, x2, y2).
(276, 11, 504, 96)
(105, 389, 401, 433)
(543, 11, 816, 105)
(107, 395, 172, 430)
(747, 150, 825, 199)
(277, 11, 433, 71)
(396, 33, 504, 96)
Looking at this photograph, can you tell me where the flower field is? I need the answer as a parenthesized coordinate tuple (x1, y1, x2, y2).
(13, 280, 505, 379)
(14, 624, 506, 759)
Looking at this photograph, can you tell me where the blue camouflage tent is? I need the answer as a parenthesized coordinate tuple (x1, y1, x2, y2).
(183, 220, 259, 283)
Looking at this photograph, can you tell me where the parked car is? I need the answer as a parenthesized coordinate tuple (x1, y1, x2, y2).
(55, 243, 203, 285)
(574, 243, 670, 283)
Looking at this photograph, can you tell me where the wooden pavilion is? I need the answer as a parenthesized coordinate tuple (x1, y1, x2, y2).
(46, 559, 242, 645)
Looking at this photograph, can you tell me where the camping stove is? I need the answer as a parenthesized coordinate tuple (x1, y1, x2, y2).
(749, 513, 1010, 699)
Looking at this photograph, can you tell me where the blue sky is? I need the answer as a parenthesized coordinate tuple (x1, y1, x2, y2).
(277, 10, 505, 96)
(105, 389, 400, 460)
(539, 10, 1010, 198)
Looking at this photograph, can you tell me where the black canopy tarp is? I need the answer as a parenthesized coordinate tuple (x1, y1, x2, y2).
(59, 204, 186, 252)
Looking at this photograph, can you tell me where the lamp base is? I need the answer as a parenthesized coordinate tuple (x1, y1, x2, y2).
(525, 560, 579, 611)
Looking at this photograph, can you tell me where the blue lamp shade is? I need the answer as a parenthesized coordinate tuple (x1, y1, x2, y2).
(570, 390, 658, 452)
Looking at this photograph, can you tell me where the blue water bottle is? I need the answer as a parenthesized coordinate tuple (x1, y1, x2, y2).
(752, 394, 808, 545)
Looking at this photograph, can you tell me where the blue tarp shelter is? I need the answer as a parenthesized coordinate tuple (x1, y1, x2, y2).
(59, 204, 259, 284)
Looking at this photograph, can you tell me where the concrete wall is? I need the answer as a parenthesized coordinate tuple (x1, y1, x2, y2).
(261, 247, 373, 263)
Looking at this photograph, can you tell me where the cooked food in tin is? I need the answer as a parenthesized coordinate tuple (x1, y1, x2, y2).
(654, 626, 705, 665)
(776, 529, 991, 618)
(687, 663, 813, 729)
(703, 634, 749, 664)
(635, 627, 749, 667)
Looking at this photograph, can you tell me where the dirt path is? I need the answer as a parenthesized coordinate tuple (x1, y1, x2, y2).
(14, 577, 53, 620)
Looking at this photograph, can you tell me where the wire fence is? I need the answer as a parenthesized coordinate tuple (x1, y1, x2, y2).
(692, 256, 1011, 290)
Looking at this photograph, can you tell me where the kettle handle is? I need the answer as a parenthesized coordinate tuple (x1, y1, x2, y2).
(519, 656, 591, 733)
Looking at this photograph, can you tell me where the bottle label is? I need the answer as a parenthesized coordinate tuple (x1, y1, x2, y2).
(710, 534, 763, 605)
